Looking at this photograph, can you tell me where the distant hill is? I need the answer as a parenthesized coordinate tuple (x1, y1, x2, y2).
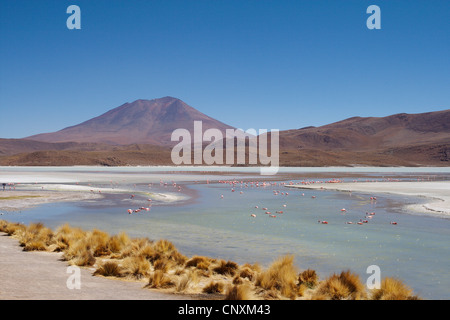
(276, 110, 450, 166)
(279, 110, 450, 151)
(1, 98, 449, 167)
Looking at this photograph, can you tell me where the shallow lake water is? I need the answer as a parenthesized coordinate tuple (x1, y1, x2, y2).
(1, 167, 450, 299)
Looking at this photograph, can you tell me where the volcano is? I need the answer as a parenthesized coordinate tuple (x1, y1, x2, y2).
(26, 97, 235, 146)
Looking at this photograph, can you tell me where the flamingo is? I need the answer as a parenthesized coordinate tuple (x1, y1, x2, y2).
(250, 214, 256, 218)
(341, 208, 346, 212)
(127, 209, 133, 214)
(390, 222, 398, 225)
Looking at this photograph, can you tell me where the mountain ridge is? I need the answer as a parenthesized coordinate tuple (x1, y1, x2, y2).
(1, 98, 449, 166)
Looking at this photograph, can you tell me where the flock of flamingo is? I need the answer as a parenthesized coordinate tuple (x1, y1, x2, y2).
(116, 176, 401, 226)
(216, 178, 399, 226)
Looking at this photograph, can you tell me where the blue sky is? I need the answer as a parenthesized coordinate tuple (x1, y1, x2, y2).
(0, 0, 449, 138)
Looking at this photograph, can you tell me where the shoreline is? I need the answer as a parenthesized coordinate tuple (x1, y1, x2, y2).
(286, 181, 450, 217)
(0, 221, 421, 300)
(0, 232, 191, 300)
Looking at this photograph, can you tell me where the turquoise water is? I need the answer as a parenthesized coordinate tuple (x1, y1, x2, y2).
(3, 174, 449, 300)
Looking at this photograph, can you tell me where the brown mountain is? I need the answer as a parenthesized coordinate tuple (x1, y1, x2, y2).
(279, 110, 450, 150)
(26, 97, 235, 146)
(1, 99, 449, 167)
(277, 109, 450, 166)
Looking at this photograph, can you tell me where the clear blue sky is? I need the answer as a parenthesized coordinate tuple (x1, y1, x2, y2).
(1, 0, 449, 138)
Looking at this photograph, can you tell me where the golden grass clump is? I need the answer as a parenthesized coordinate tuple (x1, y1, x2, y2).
(18, 223, 54, 251)
(0, 220, 8, 232)
(50, 224, 86, 252)
(61, 234, 97, 267)
(146, 270, 176, 289)
(94, 261, 123, 277)
(0, 221, 26, 236)
(152, 239, 187, 265)
(312, 270, 366, 300)
(88, 229, 111, 257)
(371, 277, 419, 300)
(185, 255, 212, 270)
(121, 255, 151, 279)
(212, 260, 239, 276)
(203, 281, 225, 294)
(298, 269, 319, 289)
(176, 270, 198, 293)
(107, 232, 131, 255)
(117, 237, 151, 259)
(255, 255, 299, 299)
(239, 266, 257, 281)
(224, 284, 254, 300)
(153, 257, 175, 273)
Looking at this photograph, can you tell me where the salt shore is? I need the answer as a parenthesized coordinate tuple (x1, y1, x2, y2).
(286, 181, 450, 217)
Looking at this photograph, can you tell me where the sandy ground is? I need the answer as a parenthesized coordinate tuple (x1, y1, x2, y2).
(286, 181, 450, 216)
(0, 233, 190, 300)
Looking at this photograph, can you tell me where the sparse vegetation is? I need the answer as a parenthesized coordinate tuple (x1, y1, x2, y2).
(0, 220, 421, 300)
(371, 277, 420, 300)
(312, 270, 366, 300)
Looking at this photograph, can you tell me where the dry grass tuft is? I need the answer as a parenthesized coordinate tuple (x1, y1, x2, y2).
(203, 281, 225, 294)
(312, 270, 366, 300)
(224, 284, 253, 300)
(212, 260, 239, 276)
(153, 257, 174, 273)
(88, 229, 111, 257)
(0, 221, 26, 236)
(146, 270, 176, 289)
(176, 270, 198, 293)
(371, 277, 419, 300)
(121, 256, 151, 279)
(298, 269, 318, 288)
(152, 239, 187, 265)
(107, 232, 131, 255)
(17, 223, 53, 251)
(255, 255, 299, 299)
(239, 266, 256, 281)
(94, 261, 123, 277)
(185, 256, 212, 270)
